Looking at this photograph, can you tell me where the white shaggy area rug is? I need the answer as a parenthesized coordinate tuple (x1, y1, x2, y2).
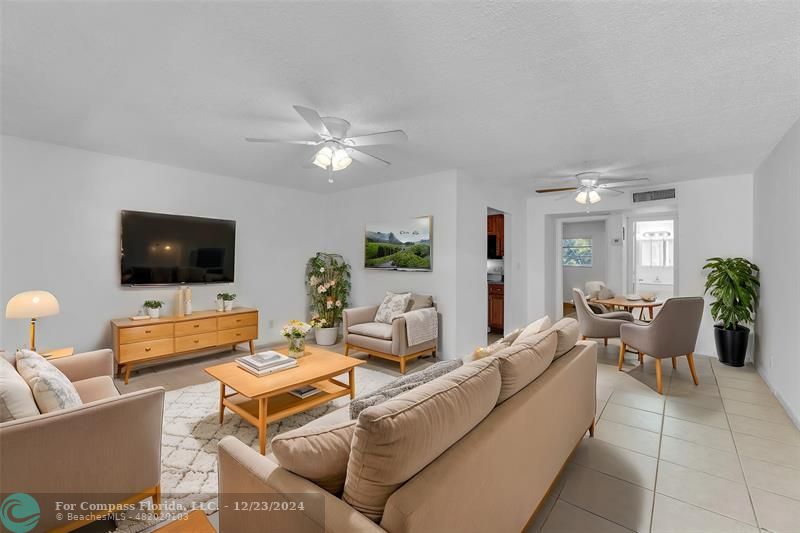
(115, 364, 396, 532)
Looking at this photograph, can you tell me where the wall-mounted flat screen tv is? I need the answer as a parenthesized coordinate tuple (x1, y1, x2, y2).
(121, 210, 236, 285)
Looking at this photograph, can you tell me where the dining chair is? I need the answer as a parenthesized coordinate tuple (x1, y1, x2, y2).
(618, 296, 704, 394)
(573, 288, 634, 346)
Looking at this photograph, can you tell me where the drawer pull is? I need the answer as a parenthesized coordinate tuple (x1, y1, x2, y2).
(236, 333, 241, 337)
(145, 347, 152, 352)
(145, 330, 152, 334)
(236, 319, 242, 323)
(193, 324, 200, 328)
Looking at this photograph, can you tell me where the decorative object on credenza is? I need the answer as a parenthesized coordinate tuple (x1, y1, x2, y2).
(5, 290, 60, 351)
(306, 252, 351, 346)
(281, 320, 311, 358)
(365, 216, 432, 271)
(184, 287, 193, 315)
(215, 294, 224, 312)
(703, 257, 759, 367)
(176, 287, 186, 317)
(217, 293, 237, 312)
(143, 300, 164, 318)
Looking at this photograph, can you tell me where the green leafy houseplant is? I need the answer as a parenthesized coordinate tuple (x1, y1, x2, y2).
(305, 253, 351, 337)
(217, 293, 237, 301)
(143, 300, 163, 309)
(703, 257, 759, 366)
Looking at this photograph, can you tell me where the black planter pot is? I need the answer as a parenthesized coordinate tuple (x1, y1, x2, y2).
(714, 325, 749, 367)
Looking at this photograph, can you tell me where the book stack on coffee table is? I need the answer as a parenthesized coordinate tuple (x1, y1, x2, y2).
(236, 350, 297, 376)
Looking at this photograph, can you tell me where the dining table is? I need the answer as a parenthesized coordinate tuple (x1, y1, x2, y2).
(590, 296, 663, 321)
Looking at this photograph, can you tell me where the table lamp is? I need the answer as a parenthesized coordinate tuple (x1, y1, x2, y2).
(5, 290, 60, 351)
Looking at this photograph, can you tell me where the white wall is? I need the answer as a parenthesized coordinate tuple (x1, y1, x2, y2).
(324, 170, 528, 359)
(324, 170, 460, 356)
(527, 174, 754, 357)
(1, 136, 325, 352)
(753, 117, 800, 425)
(562, 220, 607, 300)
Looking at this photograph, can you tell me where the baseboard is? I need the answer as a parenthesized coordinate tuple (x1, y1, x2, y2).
(756, 366, 800, 430)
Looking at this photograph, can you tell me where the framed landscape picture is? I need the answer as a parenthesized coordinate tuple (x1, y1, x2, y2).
(364, 216, 432, 271)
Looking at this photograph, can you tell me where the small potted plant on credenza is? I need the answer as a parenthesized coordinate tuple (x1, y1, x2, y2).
(703, 257, 759, 367)
(217, 293, 237, 312)
(143, 300, 164, 319)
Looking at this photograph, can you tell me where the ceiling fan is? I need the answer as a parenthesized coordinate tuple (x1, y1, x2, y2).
(535, 172, 648, 205)
(245, 105, 408, 182)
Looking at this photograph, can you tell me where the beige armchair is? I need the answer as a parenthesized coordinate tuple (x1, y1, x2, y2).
(343, 294, 437, 373)
(573, 288, 634, 346)
(619, 297, 704, 394)
(0, 349, 164, 532)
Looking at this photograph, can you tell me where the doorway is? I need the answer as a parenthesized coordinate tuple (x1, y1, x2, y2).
(561, 220, 608, 318)
(627, 217, 677, 305)
(487, 208, 505, 344)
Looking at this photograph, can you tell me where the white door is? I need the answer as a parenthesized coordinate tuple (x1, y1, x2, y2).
(629, 218, 676, 301)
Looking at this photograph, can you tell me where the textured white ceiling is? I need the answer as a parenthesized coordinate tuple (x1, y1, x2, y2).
(3, 2, 799, 192)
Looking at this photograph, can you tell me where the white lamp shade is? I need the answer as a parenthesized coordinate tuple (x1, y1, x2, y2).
(6, 291, 60, 319)
(588, 190, 601, 204)
(575, 190, 588, 204)
(312, 145, 334, 169)
(331, 148, 352, 171)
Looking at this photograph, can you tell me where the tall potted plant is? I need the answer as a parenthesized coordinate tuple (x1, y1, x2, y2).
(703, 257, 759, 367)
(306, 253, 351, 346)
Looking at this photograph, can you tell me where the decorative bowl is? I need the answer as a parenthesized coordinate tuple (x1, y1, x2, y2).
(640, 292, 657, 302)
(624, 294, 642, 301)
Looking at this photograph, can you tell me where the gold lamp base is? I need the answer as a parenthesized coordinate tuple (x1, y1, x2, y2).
(29, 317, 37, 352)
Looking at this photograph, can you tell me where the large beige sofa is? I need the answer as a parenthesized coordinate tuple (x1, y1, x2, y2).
(217, 320, 597, 533)
(0, 349, 164, 532)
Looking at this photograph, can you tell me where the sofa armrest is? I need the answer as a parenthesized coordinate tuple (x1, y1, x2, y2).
(343, 305, 379, 330)
(218, 436, 383, 533)
(620, 322, 653, 353)
(0, 387, 164, 517)
(391, 317, 409, 355)
(51, 348, 114, 382)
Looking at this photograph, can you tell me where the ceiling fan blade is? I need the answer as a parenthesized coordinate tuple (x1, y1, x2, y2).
(599, 188, 625, 195)
(293, 105, 331, 137)
(347, 130, 408, 147)
(596, 177, 647, 185)
(245, 137, 319, 145)
(597, 180, 647, 189)
(348, 146, 390, 166)
(535, 187, 577, 193)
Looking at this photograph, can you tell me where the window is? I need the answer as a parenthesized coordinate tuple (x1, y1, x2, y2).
(638, 236, 673, 267)
(562, 238, 592, 266)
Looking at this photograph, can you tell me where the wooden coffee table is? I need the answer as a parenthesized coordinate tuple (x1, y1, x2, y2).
(204, 345, 365, 454)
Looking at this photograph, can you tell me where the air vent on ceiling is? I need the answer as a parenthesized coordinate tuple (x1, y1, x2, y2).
(632, 188, 676, 203)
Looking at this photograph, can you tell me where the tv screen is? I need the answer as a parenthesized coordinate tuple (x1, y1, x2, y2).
(121, 211, 236, 285)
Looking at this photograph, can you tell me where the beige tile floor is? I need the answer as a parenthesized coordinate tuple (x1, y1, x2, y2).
(527, 340, 800, 533)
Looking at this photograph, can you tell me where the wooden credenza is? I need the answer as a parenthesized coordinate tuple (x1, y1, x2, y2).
(111, 307, 259, 383)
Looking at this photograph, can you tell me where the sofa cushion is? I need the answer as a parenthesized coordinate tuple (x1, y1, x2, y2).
(407, 293, 434, 311)
(0, 357, 40, 422)
(494, 329, 557, 403)
(271, 420, 356, 495)
(73, 375, 121, 404)
(347, 322, 393, 340)
(513, 316, 553, 345)
(1, 350, 16, 367)
(374, 292, 411, 324)
(551, 318, 580, 359)
(349, 360, 463, 419)
(15, 350, 82, 413)
(343, 357, 501, 522)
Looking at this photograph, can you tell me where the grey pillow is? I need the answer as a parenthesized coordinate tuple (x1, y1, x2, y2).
(407, 293, 434, 311)
(350, 359, 462, 419)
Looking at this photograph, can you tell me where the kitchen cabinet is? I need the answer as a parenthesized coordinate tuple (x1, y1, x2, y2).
(487, 214, 505, 258)
(488, 283, 504, 332)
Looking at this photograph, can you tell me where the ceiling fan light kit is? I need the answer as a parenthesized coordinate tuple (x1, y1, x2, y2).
(246, 105, 406, 182)
(535, 171, 649, 206)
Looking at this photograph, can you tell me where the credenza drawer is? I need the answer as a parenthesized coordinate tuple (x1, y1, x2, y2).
(175, 318, 217, 337)
(218, 312, 258, 330)
(218, 326, 258, 345)
(119, 323, 174, 345)
(119, 338, 174, 363)
(175, 331, 218, 353)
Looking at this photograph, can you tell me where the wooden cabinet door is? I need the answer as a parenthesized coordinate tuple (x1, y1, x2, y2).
(488, 293, 504, 331)
(496, 214, 505, 257)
